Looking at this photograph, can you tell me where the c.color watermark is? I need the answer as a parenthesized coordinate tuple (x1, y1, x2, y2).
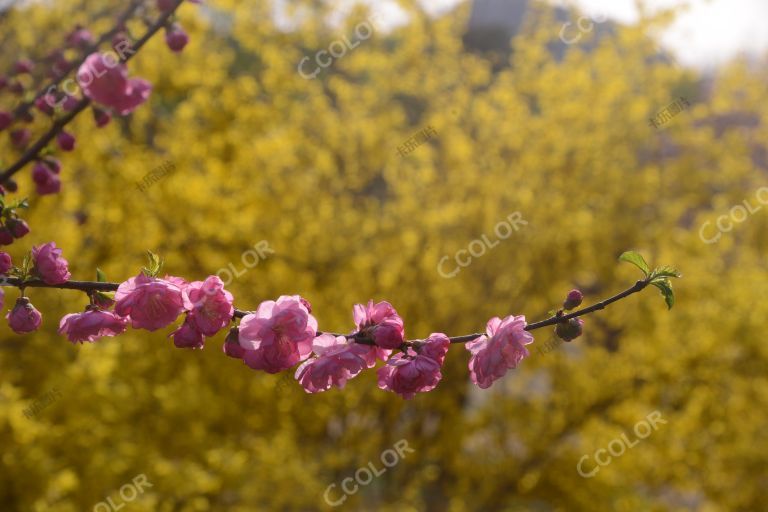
(323, 439, 414, 507)
(559, 11, 607, 45)
(93, 474, 152, 511)
(699, 187, 768, 244)
(438, 212, 527, 279)
(45, 44, 135, 108)
(192, 241, 275, 307)
(298, 12, 382, 79)
(576, 410, 666, 478)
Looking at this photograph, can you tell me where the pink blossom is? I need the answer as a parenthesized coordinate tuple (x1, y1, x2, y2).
(419, 333, 450, 365)
(295, 334, 370, 393)
(58, 307, 128, 343)
(353, 300, 405, 349)
(376, 333, 449, 399)
(169, 316, 205, 349)
(182, 275, 234, 336)
(0, 251, 11, 274)
(165, 24, 189, 53)
(377, 341, 449, 400)
(238, 295, 317, 373)
(32, 242, 71, 285)
(7, 298, 42, 334)
(32, 163, 61, 195)
(466, 315, 534, 389)
(114, 273, 185, 331)
(77, 53, 151, 115)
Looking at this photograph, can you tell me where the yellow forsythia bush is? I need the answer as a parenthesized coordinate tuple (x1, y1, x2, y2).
(0, 0, 766, 510)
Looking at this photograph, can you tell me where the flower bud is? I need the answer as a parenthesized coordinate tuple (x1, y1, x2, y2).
(563, 289, 583, 310)
(0, 111, 12, 131)
(57, 130, 76, 151)
(7, 218, 30, 239)
(555, 318, 584, 342)
(32, 162, 61, 195)
(0, 251, 12, 274)
(7, 297, 43, 334)
(62, 95, 79, 112)
(170, 317, 205, 349)
(165, 23, 189, 53)
(9, 81, 24, 95)
(10, 128, 31, 149)
(157, 0, 176, 12)
(35, 96, 55, 115)
(0, 227, 13, 246)
(14, 59, 34, 75)
(67, 27, 93, 48)
(44, 158, 62, 174)
(223, 326, 245, 359)
(92, 106, 111, 127)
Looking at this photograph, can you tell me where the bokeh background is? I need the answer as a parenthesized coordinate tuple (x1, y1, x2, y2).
(1, 0, 767, 510)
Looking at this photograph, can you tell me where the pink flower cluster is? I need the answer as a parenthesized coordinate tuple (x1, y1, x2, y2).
(1, 242, 542, 396)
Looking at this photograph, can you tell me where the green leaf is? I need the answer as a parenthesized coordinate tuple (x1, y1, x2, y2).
(650, 266, 681, 280)
(96, 268, 107, 283)
(619, 251, 650, 276)
(652, 280, 675, 310)
(142, 251, 164, 277)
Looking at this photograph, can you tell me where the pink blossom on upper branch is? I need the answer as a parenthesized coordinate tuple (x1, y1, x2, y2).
(7, 298, 42, 334)
(237, 295, 317, 373)
(76, 53, 151, 115)
(377, 333, 449, 399)
(295, 334, 370, 393)
(466, 315, 534, 389)
(32, 162, 61, 195)
(114, 273, 185, 331)
(182, 276, 234, 336)
(59, 307, 128, 343)
(32, 242, 71, 285)
(353, 300, 405, 349)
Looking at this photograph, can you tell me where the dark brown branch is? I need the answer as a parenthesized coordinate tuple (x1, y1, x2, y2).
(0, 276, 650, 345)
